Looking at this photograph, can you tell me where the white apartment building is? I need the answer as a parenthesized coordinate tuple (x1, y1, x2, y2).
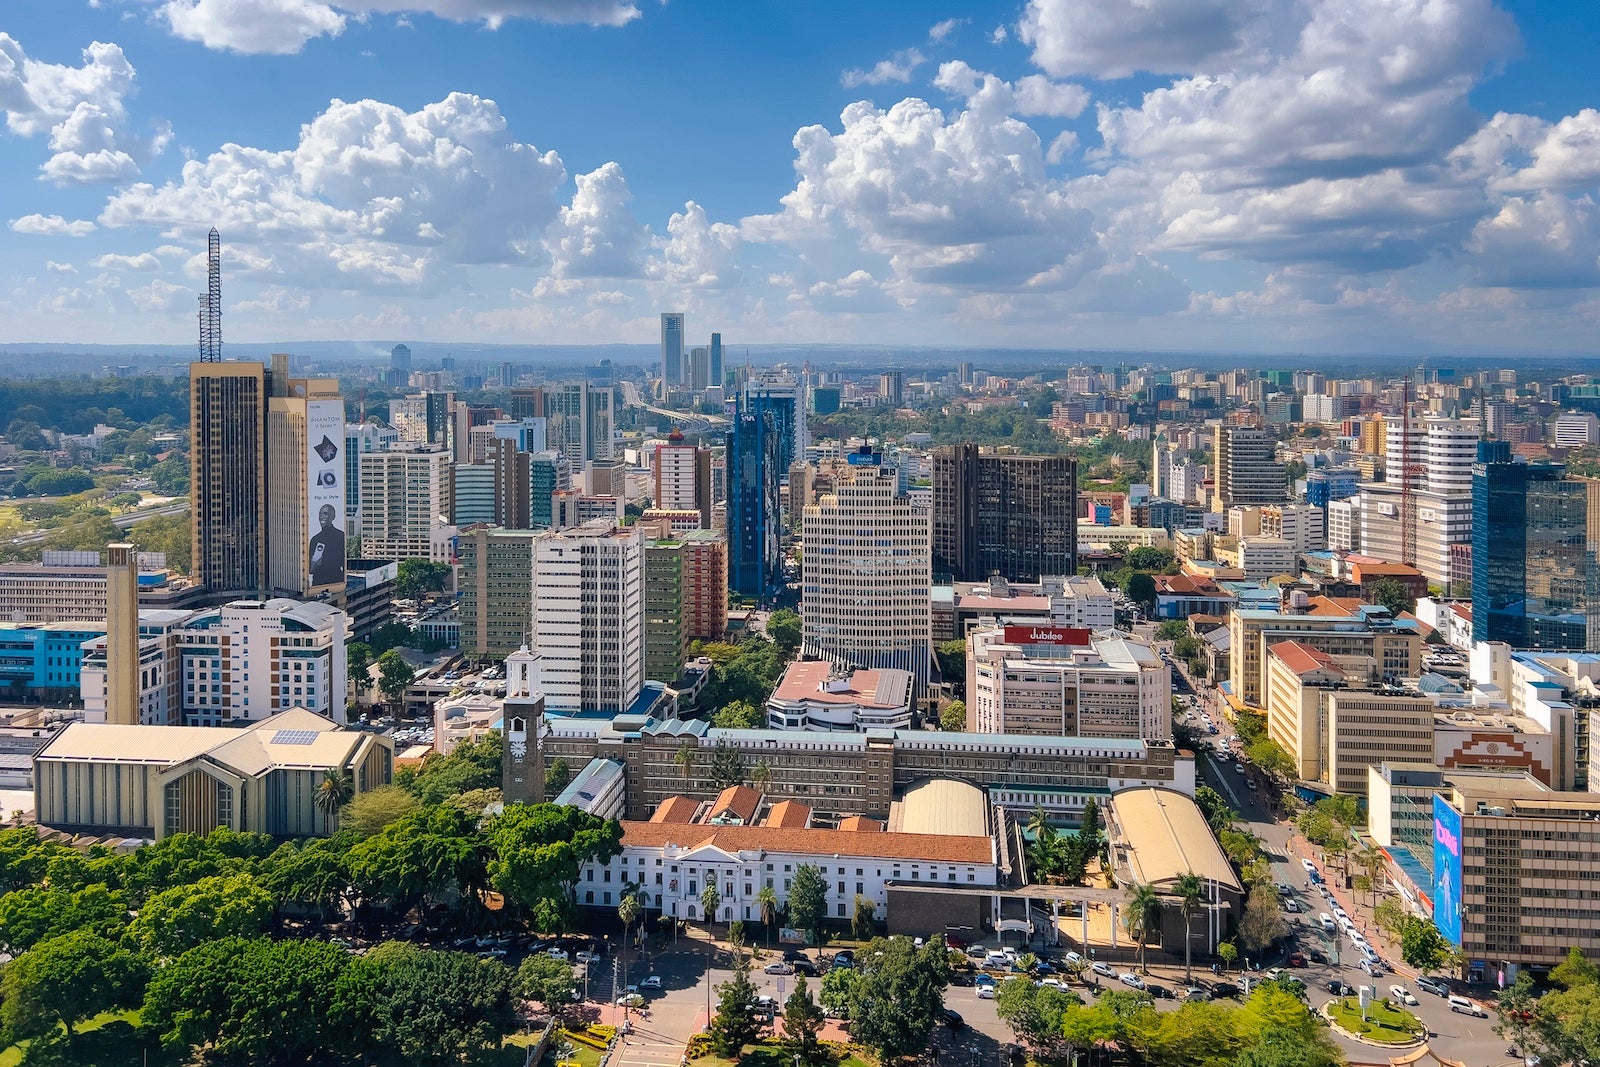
(1554, 411, 1600, 447)
(1359, 485, 1473, 589)
(801, 457, 933, 695)
(764, 661, 914, 731)
(81, 599, 349, 727)
(357, 447, 454, 562)
(533, 520, 644, 714)
(1385, 416, 1480, 495)
(1327, 499, 1359, 552)
(1042, 574, 1117, 630)
(1212, 425, 1286, 511)
(652, 431, 705, 516)
(1259, 503, 1327, 553)
(966, 626, 1170, 741)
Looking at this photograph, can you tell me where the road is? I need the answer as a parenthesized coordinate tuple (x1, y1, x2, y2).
(619, 381, 729, 428)
(7, 500, 189, 546)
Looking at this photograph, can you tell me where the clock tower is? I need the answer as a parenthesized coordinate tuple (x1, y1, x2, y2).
(501, 645, 546, 805)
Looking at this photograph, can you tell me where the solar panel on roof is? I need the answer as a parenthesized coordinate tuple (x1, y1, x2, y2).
(270, 729, 319, 746)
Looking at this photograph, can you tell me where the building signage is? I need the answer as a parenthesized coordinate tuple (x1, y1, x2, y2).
(1003, 626, 1091, 647)
(306, 399, 346, 590)
(1432, 794, 1463, 948)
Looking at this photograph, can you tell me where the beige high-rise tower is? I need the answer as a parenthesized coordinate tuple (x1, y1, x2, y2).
(105, 543, 140, 726)
(265, 354, 346, 596)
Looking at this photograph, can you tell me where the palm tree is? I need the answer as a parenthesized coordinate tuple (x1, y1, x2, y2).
(1026, 804, 1051, 839)
(756, 884, 779, 949)
(751, 758, 773, 793)
(618, 884, 643, 988)
(1122, 883, 1163, 974)
(674, 741, 697, 782)
(1174, 872, 1204, 983)
(1359, 845, 1385, 904)
(313, 768, 353, 834)
(701, 882, 722, 929)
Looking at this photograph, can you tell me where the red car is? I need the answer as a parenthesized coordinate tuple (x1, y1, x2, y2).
(1287, 952, 1306, 968)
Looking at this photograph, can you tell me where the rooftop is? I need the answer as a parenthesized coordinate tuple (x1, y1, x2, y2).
(1268, 639, 1346, 677)
(617, 820, 993, 864)
(898, 778, 988, 838)
(1108, 787, 1242, 894)
(768, 661, 914, 710)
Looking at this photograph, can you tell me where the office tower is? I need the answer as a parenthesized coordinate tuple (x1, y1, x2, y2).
(931, 444, 1078, 583)
(1473, 460, 1596, 651)
(458, 526, 538, 657)
(802, 446, 932, 695)
(687, 347, 708, 391)
(265, 355, 346, 597)
(532, 521, 644, 713)
(1211, 425, 1286, 511)
(661, 312, 685, 387)
(710, 333, 723, 389)
(390, 344, 411, 373)
(1387, 416, 1480, 494)
(530, 450, 572, 530)
(388, 395, 428, 443)
(357, 448, 454, 562)
(104, 543, 139, 726)
(500, 645, 545, 805)
(680, 530, 728, 640)
(644, 539, 686, 684)
(725, 407, 781, 600)
(346, 423, 399, 524)
(545, 382, 614, 465)
(499, 362, 515, 388)
(190, 361, 267, 593)
(653, 429, 712, 528)
(1151, 437, 1179, 499)
(745, 373, 806, 470)
(879, 370, 904, 408)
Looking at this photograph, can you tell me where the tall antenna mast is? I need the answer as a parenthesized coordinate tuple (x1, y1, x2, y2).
(198, 228, 221, 362)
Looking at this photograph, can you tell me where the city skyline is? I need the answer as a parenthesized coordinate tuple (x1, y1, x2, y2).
(0, 1, 1599, 354)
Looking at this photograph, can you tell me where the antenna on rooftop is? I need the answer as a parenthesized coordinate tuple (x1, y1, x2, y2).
(197, 228, 221, 362)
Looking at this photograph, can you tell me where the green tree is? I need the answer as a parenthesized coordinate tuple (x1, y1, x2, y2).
(701, 882, 722, 926)
(343, 784, 419, 838)
(1398, 916, 1450, 974)
(1236, 1024, 1342, 1067)
(1373, 896, 1407, 937)
(264, 835, 353, 923)
(395, 558, 452, 601)
(1237, 881, 1288, 961)
(939, 699, 967, 731)
(1126, 546, 1174, 571)
(756, 884, 780, 947)
(1551, 946, 1599, 990)
(349, 803, 486, 916)
(1175, 872, 1204, 983)
(709, 740, 745, 787)
(1126, 571, 1157, 612)
(788, 864, 828, 946)
(1246, 738, 1297, 781)
(1368, 577, 1416, 617)
(996, 975, 1083, 1060)
(0, 883, 128, 955)
(407, 732, 503, 805)
(518, 952, 577, 1015)
(1218, 940, 1238, 971)
(713, 699, 763, 729)
(376, 649, 414, 708)
(851, 895, 876, 939)
(347, 641, 373, 696)
(819, 966, 860, 1018)
(1123, 883, 1163, 973)
(780, 975, 826, 1066)
(618, 882, 645, 985)
(487, 803, 623, 932)
(142, 937, 351, 1065)
(0, 930, 146, 1049)
(934, 639, 968, 689)
(544, 755, 573, 796)
(674, 740, 697, 781)
(844, 936, 953, 1065)
(1155, 619, 1189, 641)
(766, 608, 802, 654)
(315, 767, 354, 834)
(751, 757, 773, 793)
(129, 872, 274, 957)
(344, 942, 517, 1065)
(709, 957, 763, 1056)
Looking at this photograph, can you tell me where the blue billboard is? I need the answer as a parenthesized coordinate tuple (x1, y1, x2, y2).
(1432, 795, 1463, 948)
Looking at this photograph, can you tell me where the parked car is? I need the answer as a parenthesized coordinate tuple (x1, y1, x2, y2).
(793, 959, 819, 976)
(616, 992, 645, 1008)
(764, 962, 794, 975)
(639, 975, 663, 990)
(1092, 961, 1117, 978)
(977, 984, 996, 1000)
(547, 947, 570, 962)
(940, 1007, 965, 1029)
(1119, 972, 1146, 990)
(1146, 983, 1173, 999)
(1328, 980, 1356, 997)
(1416, 975, 1450, 997)
(1182, 987, 1210, 1002)
(832, 950, 855, 969)
(1064, 951, 1084, 966)
(575, 950, 603, 963)
(1284, 898, 1300, 913)
(1211, 982, 1241, 998)
(1287, 952, 1306, 967)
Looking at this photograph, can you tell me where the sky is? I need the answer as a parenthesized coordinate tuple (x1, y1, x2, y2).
(4, 0, 1600, 355)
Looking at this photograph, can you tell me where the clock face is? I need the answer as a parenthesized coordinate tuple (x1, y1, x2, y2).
(510, 740, 527, 759)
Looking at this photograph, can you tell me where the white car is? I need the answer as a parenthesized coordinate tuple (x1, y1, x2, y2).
(547, 947, 570, 961)
(1119, 972, 1146, 990)
(639, 975, 662, 989)
(1389, 985, 1418, 1005)
(575, 950, 603, 963)
(1064, 951, 1084, 966)
(977, 984, 996, 999)
(1092, 961, 1117, 977)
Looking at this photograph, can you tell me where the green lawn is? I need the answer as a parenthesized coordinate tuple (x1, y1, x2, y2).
(694, 1040, 872, 1067)
(1327, 996, 1422, 1043)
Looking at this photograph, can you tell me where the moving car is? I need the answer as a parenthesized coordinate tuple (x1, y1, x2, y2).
(977, 984, 996, 1000)
(616, 992, 645, 1008)
(1449, 995, 1487, 1017)
(1389, 985, 1418, 1005)
(1092, 961, 1117, 978)
(764, 962, 794, 975)
(1328, 981, 1356, 997)
(575, 950, 603, 963)
(1119, 972, 1146, 990)
(1416, 975, 1450, 997)
(940, 1007, 965, 1029)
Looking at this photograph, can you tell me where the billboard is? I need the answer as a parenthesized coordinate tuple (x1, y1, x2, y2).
(306, 399, 346, 590)
(1432, 794, 1463, 947)
(1003, 625, 1092, 647)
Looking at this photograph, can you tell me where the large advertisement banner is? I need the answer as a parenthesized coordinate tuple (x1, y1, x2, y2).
(1432, 794, 1464, 947)
(306, 400, 346, 590)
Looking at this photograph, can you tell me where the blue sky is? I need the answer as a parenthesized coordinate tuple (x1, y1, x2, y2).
(4, 0, 1600, 354)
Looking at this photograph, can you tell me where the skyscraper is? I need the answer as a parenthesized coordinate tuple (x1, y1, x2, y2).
(532, 521, 644, 713)
(190, 361, 267, 593)
(653, 428, 712, 528)
(709, 332, 724, 389)
(661, 312, 685, 387)
(745, 374, 805, 470)
(265, 354, 347, 597)
(932, 444, 1078, 582)
(357, 448, 454, 563)
(1472, 459, 1597, 651)
(390, 343, 411, 373)
(545, 381, 613, 466)
(1211, 425, 1287, 511)
(802, 447, 932, 696)
(725, 407, 781, 600)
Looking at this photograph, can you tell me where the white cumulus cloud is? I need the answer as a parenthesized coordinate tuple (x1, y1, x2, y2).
(546, 162, 646, 278)
(9, 213, 97, 236)
(841, 49, 926, 89)
(158, 0, 641, 54)
(1020, 0, 1274, 80)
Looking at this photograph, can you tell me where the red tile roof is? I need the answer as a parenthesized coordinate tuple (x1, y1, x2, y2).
(764, 800, 812, 829)
(769, 661, 911, 709)
(838, 815, 883, 833)
(618, 821, 992, 863)
(708, 785, 763, 824)
(649, 795, 700, 824)
(1267, 640, 1345, 676)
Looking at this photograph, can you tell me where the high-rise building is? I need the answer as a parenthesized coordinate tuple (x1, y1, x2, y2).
(546, 382, 613, 465)
(643, 539, 686, 684)
(725, 407, 781, 600)
(879, 370, 904, 408)
(1387, 416, 1480, 494)
(801, 447, 932, 696)
(710, 332, 723, 389)
(390, 344, 411, 373)
(532, 521, 644, 713)
(346, 423, 399, 524)
(967, 626, 1170, 741)
(265, 356, 346, 597)
(1211, 425, 1286, 511)
(357, 448, 454, 562)
(661, 312, 685, 387)
(458, 526, 537, 657)
(689, 347, 710, 391)
(680, 530, 728, 640)
(530, 450, 572, 530)
(190, 360, 268, 594)
(1473, 460, 1597, 651)
(931, 444, 1077, 583)
(745, 373, 806, 470)
(653, 429, 712, 528)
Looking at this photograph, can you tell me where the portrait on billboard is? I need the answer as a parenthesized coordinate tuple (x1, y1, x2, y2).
(308, 503, 345, 586)
(306, 401, 347, 589)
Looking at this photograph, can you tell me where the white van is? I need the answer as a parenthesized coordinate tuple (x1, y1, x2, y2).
(1319, 913, 1337, 933)
(1448, 994, 1487, 1017)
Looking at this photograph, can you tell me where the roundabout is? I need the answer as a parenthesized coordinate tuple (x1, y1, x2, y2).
(1322, 995, 1426, 1048)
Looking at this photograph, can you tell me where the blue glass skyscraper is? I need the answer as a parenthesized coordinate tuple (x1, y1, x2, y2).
(726, 407, 781, 601)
